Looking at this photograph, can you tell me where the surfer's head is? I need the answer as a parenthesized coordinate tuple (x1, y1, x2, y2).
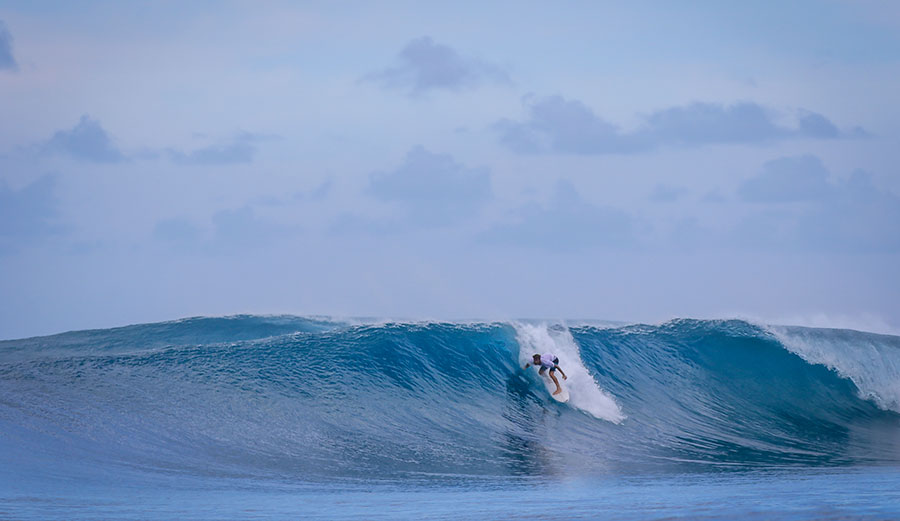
(532, 354, 541, 363)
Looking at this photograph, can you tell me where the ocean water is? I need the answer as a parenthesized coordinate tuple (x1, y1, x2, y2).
(1, 316, 899, 520)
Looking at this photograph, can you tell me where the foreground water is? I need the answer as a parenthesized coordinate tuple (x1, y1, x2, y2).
(4, 467, 899, 520)
(1, 316, 898, 519)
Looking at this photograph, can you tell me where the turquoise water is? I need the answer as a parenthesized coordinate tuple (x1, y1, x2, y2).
(1, 316, 898, 519)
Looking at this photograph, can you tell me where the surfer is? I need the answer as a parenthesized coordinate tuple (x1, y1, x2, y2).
(524, 353, 567, 395)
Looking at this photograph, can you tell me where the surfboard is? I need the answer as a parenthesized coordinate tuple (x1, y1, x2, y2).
(543, 375, 569, 403)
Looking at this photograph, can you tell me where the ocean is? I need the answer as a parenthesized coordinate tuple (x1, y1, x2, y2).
(1, 316, 898, 520)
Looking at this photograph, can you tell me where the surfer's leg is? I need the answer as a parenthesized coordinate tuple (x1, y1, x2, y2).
(549, 370, 561, 395)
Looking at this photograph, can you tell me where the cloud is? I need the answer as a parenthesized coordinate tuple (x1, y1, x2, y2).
(153, 217, 202, 250)
(0, 174, 63, 253)
(796, 111, 840, 139)
(0, 20, 17, 71)
(494, 96, 639, 154)
(258, 179, 334, 206)
(364, 36, 510, 96)
(495, 97, 864, 155)
(307, 178, 334, 201)
(815, 170, 900, 251)
(154, 206, 298, 253)
(701, 190, 727, 203)
(738, 155, 833, 203)
(480, 180, 639, 250)
(168, 132, 265, 166)
(736, 156, 900, 252)
(37, 119, 270, 166)
(643, 102, 787, 145)
(366, 145, 492, 226)
(210, 206, 298, 251)
(43, 115, 127, 163)
(649, 184, 688, 203)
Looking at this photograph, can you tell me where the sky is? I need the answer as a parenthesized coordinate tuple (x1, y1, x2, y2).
(1, 1, 899, 339)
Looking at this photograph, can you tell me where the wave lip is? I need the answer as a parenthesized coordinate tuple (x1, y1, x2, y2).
(770, 325, 900, 414)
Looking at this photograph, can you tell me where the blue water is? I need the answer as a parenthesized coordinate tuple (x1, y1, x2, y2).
(2, 316, 899, 519)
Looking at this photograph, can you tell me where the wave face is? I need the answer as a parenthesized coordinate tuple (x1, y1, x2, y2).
(1, 316, 898, 482)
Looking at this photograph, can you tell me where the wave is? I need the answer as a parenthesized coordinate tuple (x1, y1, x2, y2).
(1, 316, 898, 481)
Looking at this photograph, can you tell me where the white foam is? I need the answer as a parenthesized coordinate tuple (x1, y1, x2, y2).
(513, 322, 625, 423)
(770, 325, 900, 414)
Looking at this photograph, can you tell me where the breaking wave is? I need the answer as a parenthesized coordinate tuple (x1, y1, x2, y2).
(1, 316, 898, 482)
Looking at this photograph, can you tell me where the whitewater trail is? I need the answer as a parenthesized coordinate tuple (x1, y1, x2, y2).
(513, 322, 625, 423)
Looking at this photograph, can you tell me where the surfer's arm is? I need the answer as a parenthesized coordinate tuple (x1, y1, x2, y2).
(523, 362, 532, 369)
(557, 366, 567, 379)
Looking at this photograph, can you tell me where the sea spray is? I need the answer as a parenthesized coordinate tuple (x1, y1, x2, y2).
(513, 322, 625, 422)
